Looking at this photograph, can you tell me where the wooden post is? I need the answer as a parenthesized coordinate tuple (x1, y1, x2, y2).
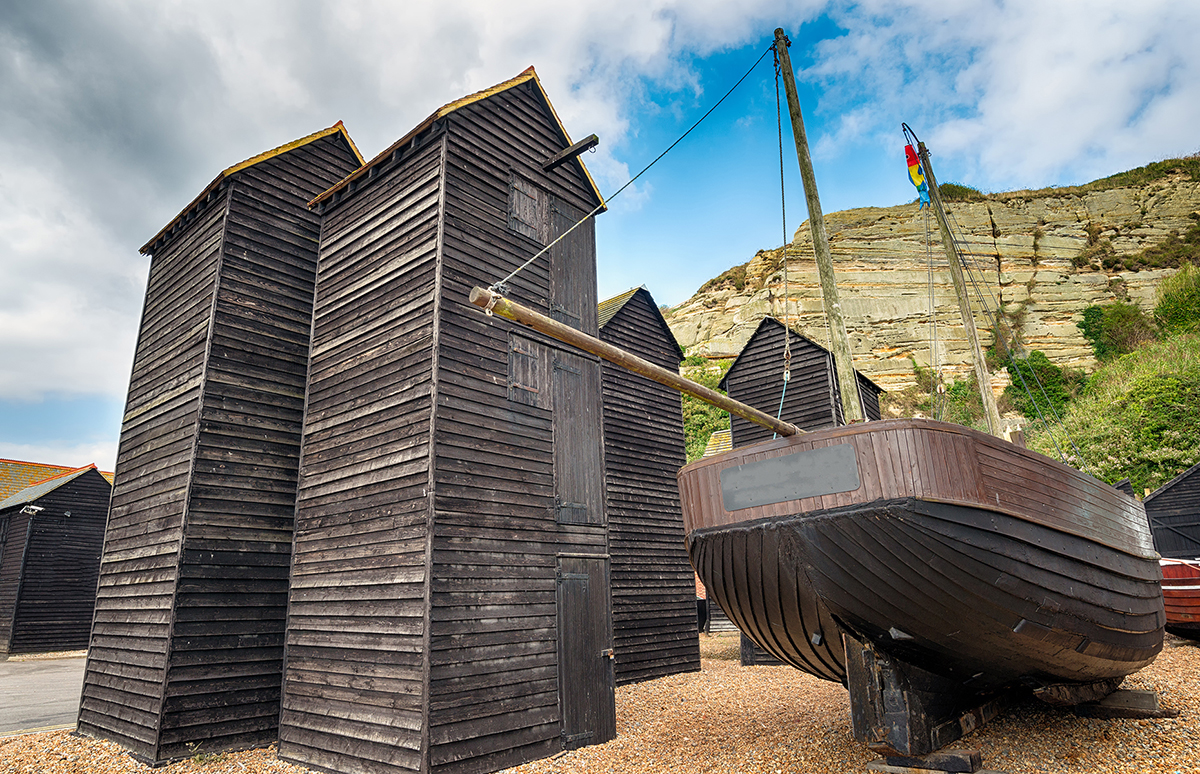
(917, 142, 1004, 437)
(774, 28, 864, 424)
(469, 286, 802, 438)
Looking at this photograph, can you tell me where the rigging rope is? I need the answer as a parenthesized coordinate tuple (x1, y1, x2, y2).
(490, 44, 775, 294)
(905, 123, 1091, 471)
(941, 205, 1093, 472)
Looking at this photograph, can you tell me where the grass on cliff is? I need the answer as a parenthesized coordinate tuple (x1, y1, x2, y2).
(1026, 333, 1200, 494)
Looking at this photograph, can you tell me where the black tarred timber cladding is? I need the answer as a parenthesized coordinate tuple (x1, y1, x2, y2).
(721, 317, 883, 448)
(1145, 461, 1200, 559)
(597, 289, 700, 685)
(76, 129, 361, 764)
(0, 469, 110, 655)
(279, 74, 614, 774)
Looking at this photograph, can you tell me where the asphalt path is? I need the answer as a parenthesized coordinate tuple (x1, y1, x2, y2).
(0, 657, 86, 736)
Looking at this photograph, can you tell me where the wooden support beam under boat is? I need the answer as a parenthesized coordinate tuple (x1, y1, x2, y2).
(469, 286, 802, 438)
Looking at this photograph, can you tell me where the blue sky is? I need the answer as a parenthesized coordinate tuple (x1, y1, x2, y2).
(2, 1, 1199, 471)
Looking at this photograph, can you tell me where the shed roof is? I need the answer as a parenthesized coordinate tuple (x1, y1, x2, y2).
(597, 287, 641, 328)
(718, 316, 884, 395)
(0, 458, 113, 501)
(0, 464, 106, 511)
(701, 429, 733, 458)
(1145, 460, 1200, 504)
(597, 286, 684, 361)
(310, 66, 604, 211)
(141, 121, 364, 254)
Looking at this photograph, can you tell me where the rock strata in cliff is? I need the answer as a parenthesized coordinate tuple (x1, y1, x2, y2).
(664, 175, 1200, 392)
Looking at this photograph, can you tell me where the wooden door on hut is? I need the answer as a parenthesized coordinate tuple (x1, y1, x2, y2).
(1144, 462, 1200, 559)
(75, 124, 363, 764)
(279, 68, 613, 774)
(0, 465, 110, 656)
(718, 316, 883, 665)
(597, 287, 701, 685)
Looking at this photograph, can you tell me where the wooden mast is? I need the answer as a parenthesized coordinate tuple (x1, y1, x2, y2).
(773, 28, 864, 424)
(468, 286, 802, 438)
(916, 141, 1004, 437)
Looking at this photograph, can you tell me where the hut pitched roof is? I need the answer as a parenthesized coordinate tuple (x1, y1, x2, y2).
(140, 121, 364, 254)
(0, 458, 113, 501)
(718, 316, 884, 395)
(597, 286, 683, 361)
(701, 428, 732, 458)
(1145, 460, 1200, 504)
(0, 464, 106, 511)
(310, 66, 604, 210)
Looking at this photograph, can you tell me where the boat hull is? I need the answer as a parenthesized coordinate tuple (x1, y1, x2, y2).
(679, 419, 1165, 694)
(1161, 558, 1200, 640)
(689, 496, 1163, 691)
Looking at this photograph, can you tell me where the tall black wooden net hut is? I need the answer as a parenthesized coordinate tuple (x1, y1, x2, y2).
(77, 124, 363, 763)
(1144, 461, 1200, 559)
(0, 465, 110, 655)
(720, 316, 883, 447)
(278, 68, 613, 774)
(597, 287, 700, 685)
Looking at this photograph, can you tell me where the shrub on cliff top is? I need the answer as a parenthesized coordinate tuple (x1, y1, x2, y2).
(939, 182, 987, 202)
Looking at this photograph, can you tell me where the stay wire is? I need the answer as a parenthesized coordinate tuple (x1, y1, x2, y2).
(941, 208, 1091, 472)
(491, 43, 776, 293)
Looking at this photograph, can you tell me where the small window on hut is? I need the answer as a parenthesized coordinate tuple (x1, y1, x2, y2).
(508, 174, 547, 243)
(508, 333, 550, 408)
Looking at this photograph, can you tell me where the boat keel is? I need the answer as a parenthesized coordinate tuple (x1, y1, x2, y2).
(845, 632, 1010, 757)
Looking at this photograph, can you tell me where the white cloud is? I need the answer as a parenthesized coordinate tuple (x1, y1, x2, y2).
(3, 0, 1198, 418)
(803, 0, 1200, 190)
(0, 439, 118, 472)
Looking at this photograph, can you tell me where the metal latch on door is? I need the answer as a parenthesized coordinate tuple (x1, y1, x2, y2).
(600, 648, 614, 660)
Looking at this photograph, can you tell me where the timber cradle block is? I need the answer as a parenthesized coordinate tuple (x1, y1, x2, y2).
(1073, 689, 1179, 718)
(882, 748, 982, 772)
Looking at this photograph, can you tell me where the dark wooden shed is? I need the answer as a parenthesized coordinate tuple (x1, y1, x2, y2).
(278, 68, 613, 774)
(76, 123, 363, 763)
(0, 465, 110, 656)
(720, 316, 883, 447)
(597, 287, 700, 685)
(1145, 461, 1200, 559)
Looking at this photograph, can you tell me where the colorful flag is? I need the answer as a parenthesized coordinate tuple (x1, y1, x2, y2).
(905, 144, 930, 209)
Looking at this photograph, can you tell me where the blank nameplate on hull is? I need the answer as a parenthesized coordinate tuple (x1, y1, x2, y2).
(720, 443, 860, 511)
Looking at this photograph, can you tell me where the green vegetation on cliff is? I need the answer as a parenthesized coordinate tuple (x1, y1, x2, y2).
(681, 358, 733, 462)
(1027, 333, 1200, 494)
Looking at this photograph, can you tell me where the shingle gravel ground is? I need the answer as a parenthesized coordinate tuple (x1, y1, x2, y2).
(2, 634, 1197, 773)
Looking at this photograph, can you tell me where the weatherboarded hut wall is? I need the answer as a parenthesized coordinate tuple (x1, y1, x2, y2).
(279, 68, 614, 774)
(76, 125, 363, 764)
(720, 317, 883, 448)
(1145, 462, 1200, 559)
(0, 466, 110, 655)
(597, 288, 700, 685)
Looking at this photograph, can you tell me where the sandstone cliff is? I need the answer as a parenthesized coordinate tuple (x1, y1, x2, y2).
(664, 175, 1200, 392)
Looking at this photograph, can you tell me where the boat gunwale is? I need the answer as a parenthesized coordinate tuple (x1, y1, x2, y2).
(678, 417, 1156, 561)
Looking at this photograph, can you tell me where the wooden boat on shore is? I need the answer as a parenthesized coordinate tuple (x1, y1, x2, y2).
(470, 26, 1165, 761)
(678, 420, 1163, 742)
(675, 33, 1164, 756)
(1161, 558, 1200, 640)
